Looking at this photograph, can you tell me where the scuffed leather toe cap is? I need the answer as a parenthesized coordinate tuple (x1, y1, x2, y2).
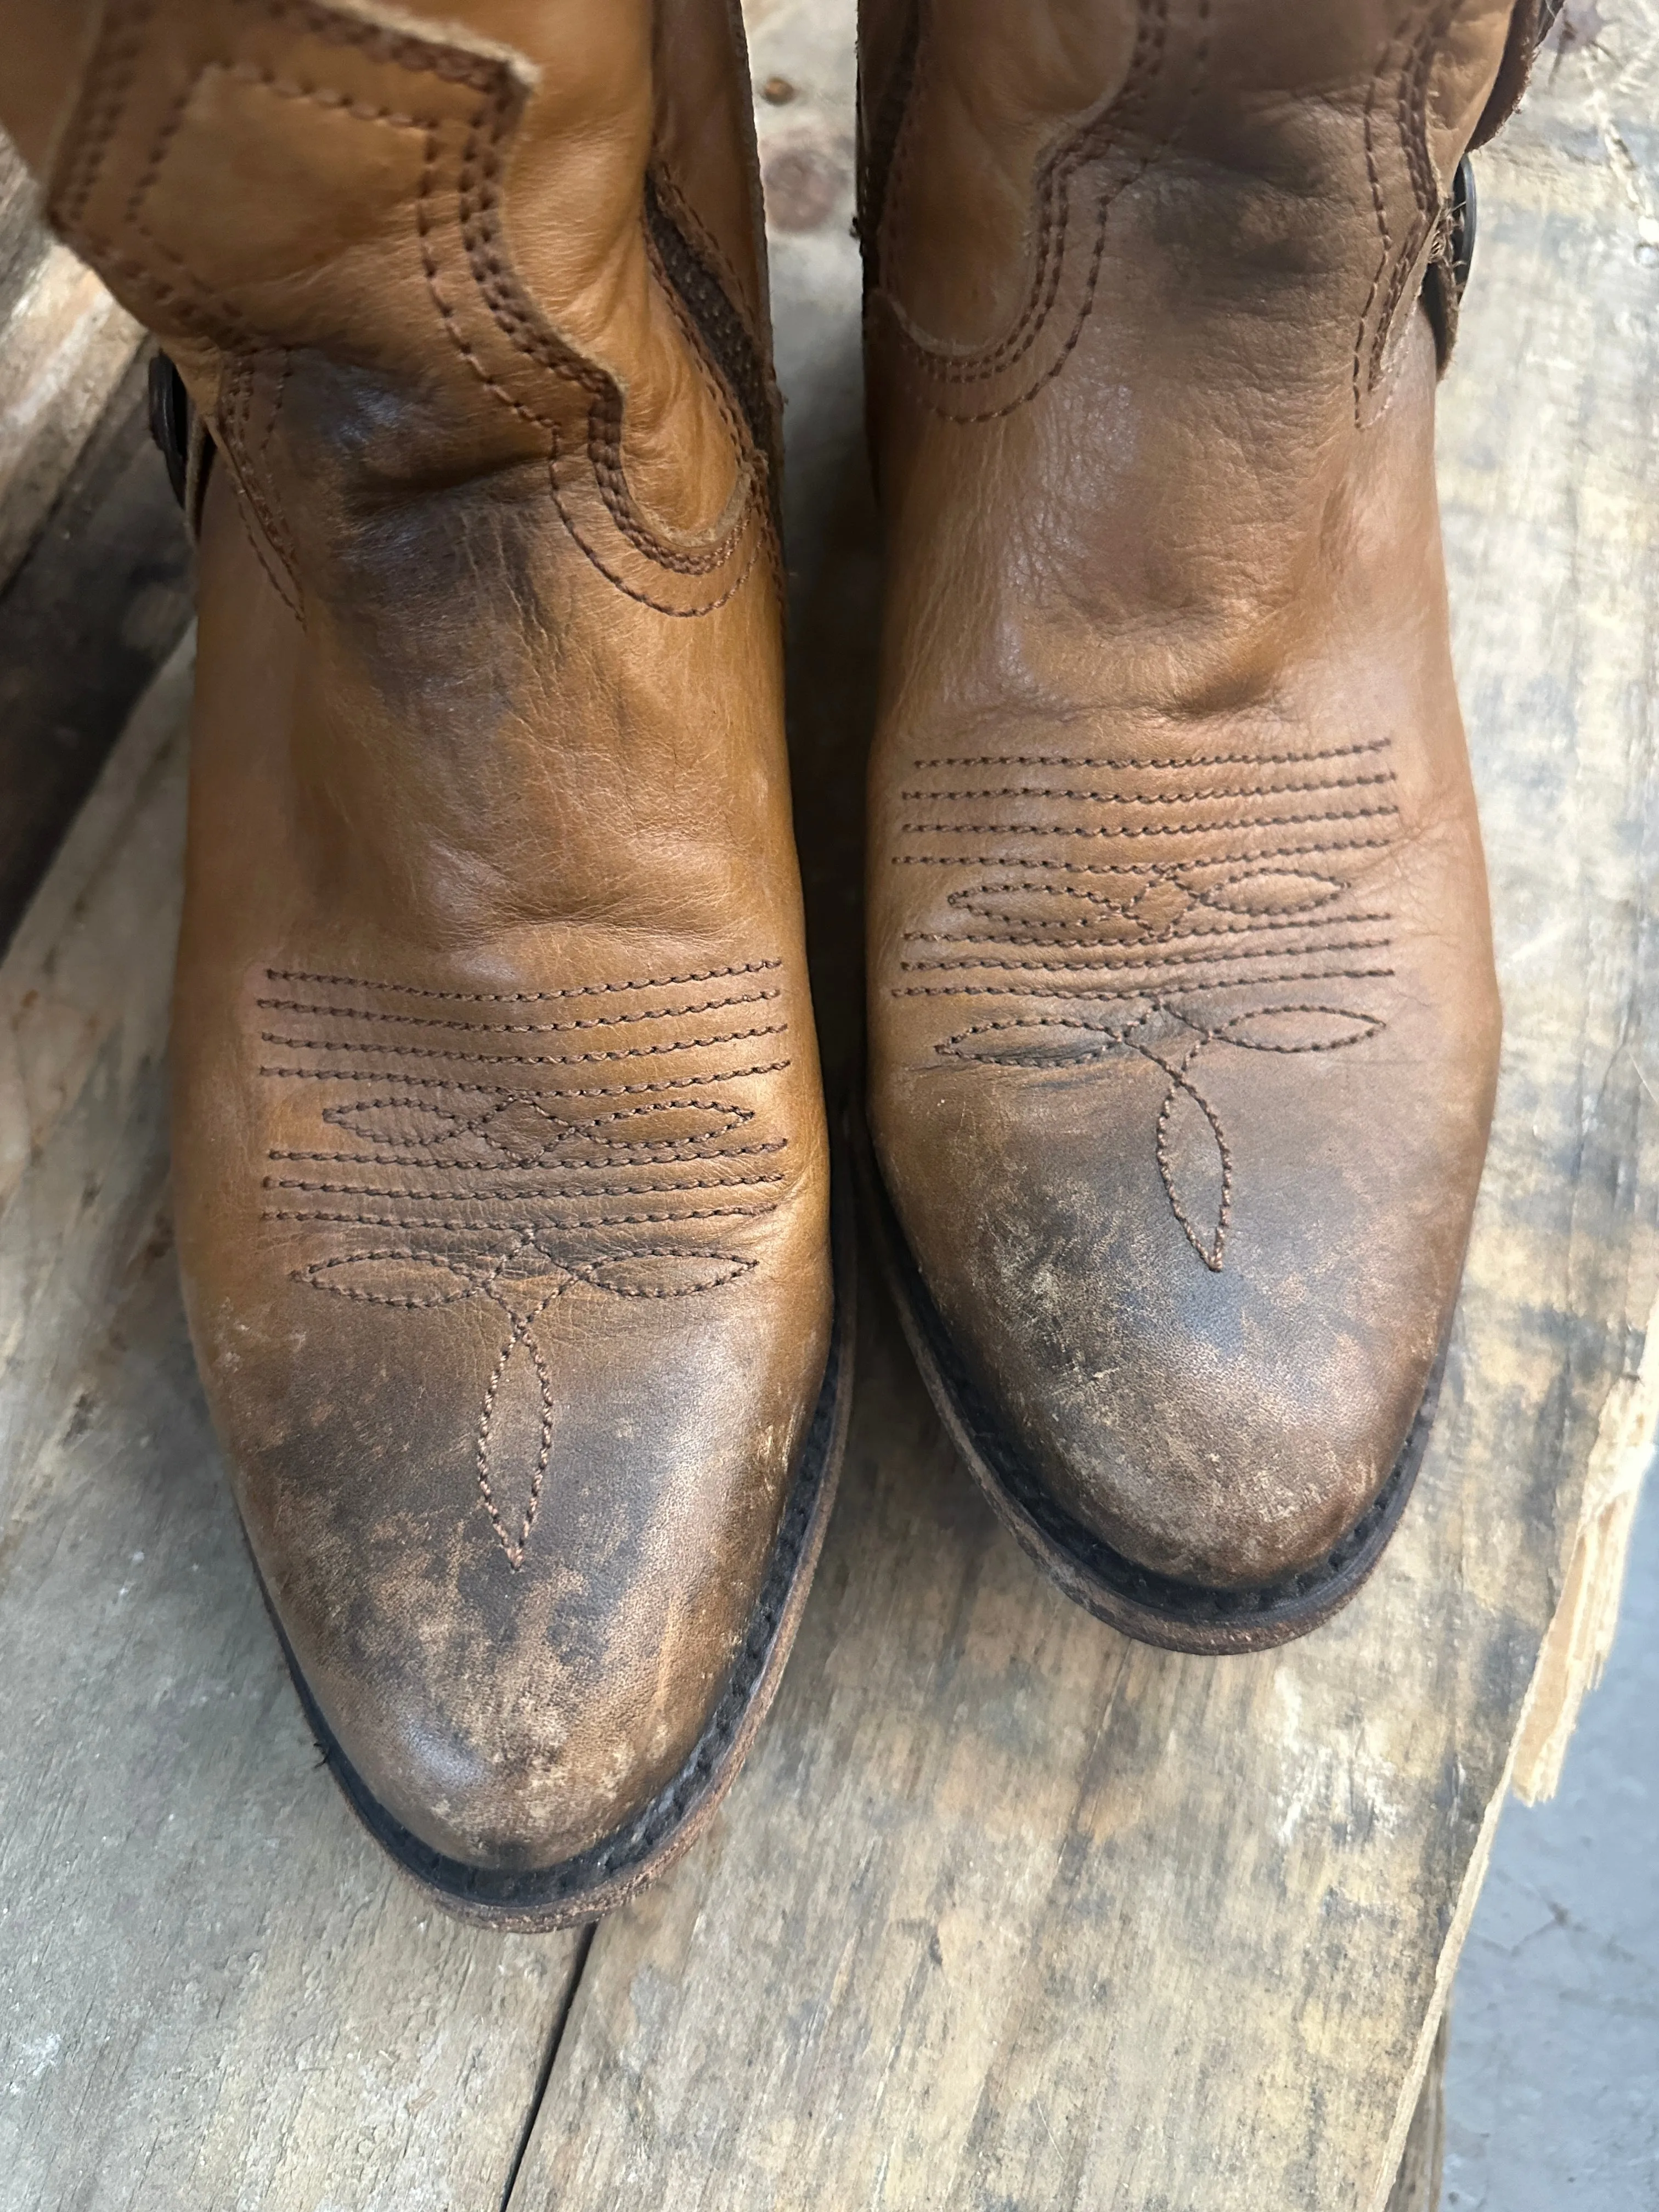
(190, 1229, 831, 1875)
(876, 977, 1495, 1593)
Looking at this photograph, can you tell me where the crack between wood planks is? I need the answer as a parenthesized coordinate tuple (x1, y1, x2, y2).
(499, 1921, 597, 2211)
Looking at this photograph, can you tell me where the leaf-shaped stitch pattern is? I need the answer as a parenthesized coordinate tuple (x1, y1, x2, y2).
(466, 1095, 747, 1158)
(324, 1097, 476, 1146)
(939, 1012, 1152, 1068)
(297, 1249, 491, 1308)
(1186, 866, 1347, 917)
(1217, 1004, 1383, 1054)
(578, 1251, 755, 1299)
(476, 1317, 556, 1569)
(1155, 1068, 1232, 1272)
(955, 872, 1189, 942)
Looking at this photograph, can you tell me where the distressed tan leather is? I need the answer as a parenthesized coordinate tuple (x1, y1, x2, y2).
(3, 0, 837, 1889)
(861, 0, 1529, 1615)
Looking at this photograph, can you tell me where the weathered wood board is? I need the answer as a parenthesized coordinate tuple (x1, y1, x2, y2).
(0, 134, 192, 951)
(502, 6, 1659, 2209)
(0, 661, 587, 2210)
(0, 3, 1653, 2208)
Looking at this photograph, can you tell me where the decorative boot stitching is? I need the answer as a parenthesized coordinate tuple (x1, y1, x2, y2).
(1355, 2, 1460, 423)
(873, 0, 1210, 423)
(256, 965, 793, 1568)
(49, 0, 770, 620)
(891, 738, 1399, 1271)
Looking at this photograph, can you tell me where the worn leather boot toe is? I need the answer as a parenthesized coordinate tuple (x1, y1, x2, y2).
(859, 0, 1553, 1650)
(4, 0, 851, 1919)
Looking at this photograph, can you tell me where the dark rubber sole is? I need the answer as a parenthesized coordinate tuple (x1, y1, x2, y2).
(254, 1168, 856, 1930)
(853, 1101, 1440, 1656)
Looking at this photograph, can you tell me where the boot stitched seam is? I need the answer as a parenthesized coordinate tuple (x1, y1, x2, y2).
(913, 741, 1387, 771)
(899, 804, 1398, 837)
(264, 958, 782, 1002)
(258, 950, 797, 1565)
(217, 351, 304, 614)
(259, 1062, 792, 1097)
(255, 987, 781, 1032)
(877, 0, 1211, 423)
(56, 0, 765, 619)
(270, 1138, 786, 1166)
(266, 1173, 785, 1199)
(256, 1024, 789, 1066)
(1354, 2, 1458, 422)
(899, 834, 1397, 867)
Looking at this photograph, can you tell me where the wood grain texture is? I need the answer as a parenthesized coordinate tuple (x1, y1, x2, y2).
(503, 8, 1659, 2209)
(0, 352, 194, 951)
(0, 670, 586, 2212)
(0, 135, 141, 594)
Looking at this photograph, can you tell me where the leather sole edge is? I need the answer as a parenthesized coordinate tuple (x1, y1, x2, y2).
(852, 1097, 1440, 1656)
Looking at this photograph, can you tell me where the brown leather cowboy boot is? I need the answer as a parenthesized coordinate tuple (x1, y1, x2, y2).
(859, 0, 1553, 1651)
(1, 0, 851, 1922)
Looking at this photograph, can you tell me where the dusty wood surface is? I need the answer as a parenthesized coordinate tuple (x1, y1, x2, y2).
(0, 136, 140, 596)
(0, 4, 1653, 2208)
(504, 7, 1659, 2210)
(0, 131, 190, 952)
(0, 662, 587, 2210)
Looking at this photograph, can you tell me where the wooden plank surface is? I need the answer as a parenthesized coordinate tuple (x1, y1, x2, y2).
(0, 668, 586, 2210)
(503, 7, 1659, 2209)
(0, 134, 141, 597)
(0, 128, 190, 953)
(0, 5, 1653, 2208)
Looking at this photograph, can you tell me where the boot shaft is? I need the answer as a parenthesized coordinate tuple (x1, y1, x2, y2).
(0, 0, 778, 566)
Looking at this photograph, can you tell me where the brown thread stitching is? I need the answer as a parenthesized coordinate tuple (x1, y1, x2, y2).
(257, 1024, 788, 1065)
(264, 959, 781, 1001)
(892, 0, 1169, 388)
(53, 0, 159, 232)
(896, 833, 1398, 868)
(1154, 1040, 1232, 1269)
(254, 988, 780, 1033)
(899, 932, 1396, 977)
(907, 908, 1391, 948)
(898, 805, 1398, 839)
(899, 772, 1397, 805)
(892, 964, 1395, 999)
(891, 0, 1212, 423)
(476, 1308, 554, 1568)
(296, 1243, 756, 1310)
(263, 1172, 786, 1199)
(260, 1060, 791, 1096)
(1367, 4, 1454, 394)
(268, 1138, 787, 1168)
(910, 741, 1389, 771)
(263, 1204, 778, 1229)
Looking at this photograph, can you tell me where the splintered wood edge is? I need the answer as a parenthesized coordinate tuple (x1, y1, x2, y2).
(1511, 1286, 1659, 1803)
(1368, 1287, 1659, 2210)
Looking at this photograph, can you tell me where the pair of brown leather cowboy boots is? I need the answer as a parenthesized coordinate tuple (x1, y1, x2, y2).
(1, 0, 1548, 1926)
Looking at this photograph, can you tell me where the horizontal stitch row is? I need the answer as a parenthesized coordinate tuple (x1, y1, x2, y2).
(909, 909, 1393, 947)
(895, 833, 1398, 871)
(264, 1171, 785, 1200)
(259, 1060, 791, 1099)
(899, 934, 1393, 978)
(262, 1204, 778, 1230)
(890, 965, 1396, 1000)
(263, 960, 782, 1004)
(898, 806, 1399, 840)
(267, 1138, 787, 1169)
(909, 740, 1390, 772)
(897, 772, 1396, 806)
(258, 1023, 787, 1066)
(253, 988, 779, 1035)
